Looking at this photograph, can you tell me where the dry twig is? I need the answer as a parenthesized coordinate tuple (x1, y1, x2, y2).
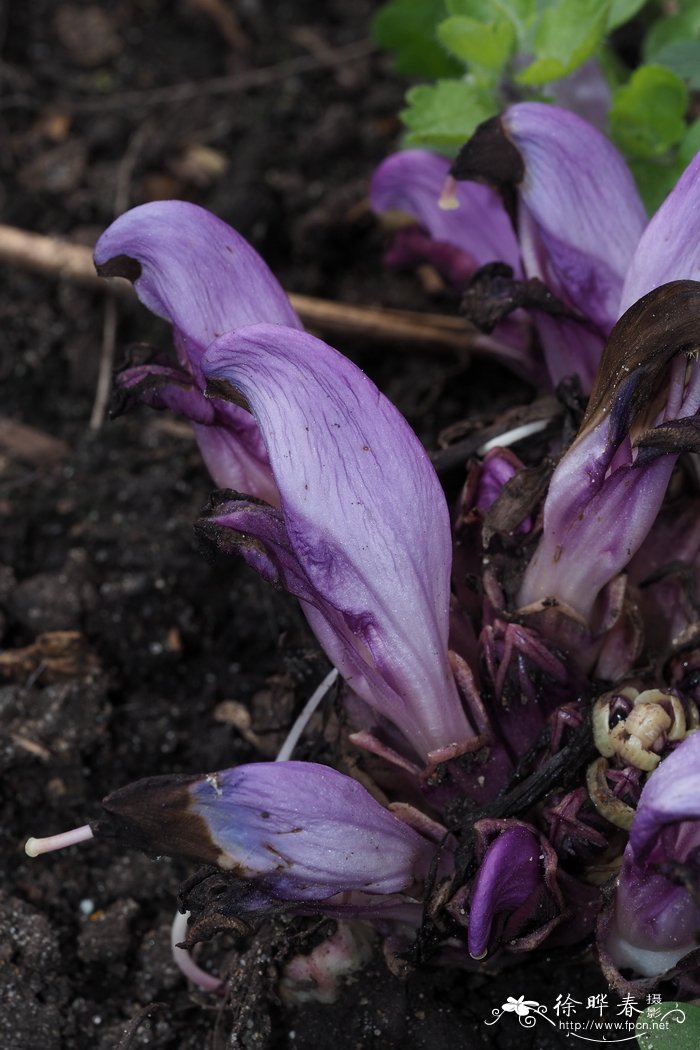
(0, 224, 476, 355)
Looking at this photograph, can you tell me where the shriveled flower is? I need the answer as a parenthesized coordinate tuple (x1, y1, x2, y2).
(518, 281, 700, 626)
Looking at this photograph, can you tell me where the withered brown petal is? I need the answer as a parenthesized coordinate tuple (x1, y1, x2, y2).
(635, 416, 700, 454)
(96, 773, 223, 866)
(450, 116, 524, 190)
(579, 281, 700, 441)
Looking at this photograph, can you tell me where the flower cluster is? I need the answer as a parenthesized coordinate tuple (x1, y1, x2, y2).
(27, 102, 700, 1000)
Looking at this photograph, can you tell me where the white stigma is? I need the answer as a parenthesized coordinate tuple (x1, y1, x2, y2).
(25, 824, 94, 857)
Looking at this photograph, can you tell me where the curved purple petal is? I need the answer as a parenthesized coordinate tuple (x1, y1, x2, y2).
(370, 149, 521, 275)
(467, 823, 545, 958)
(503, 103, 646, 335)
(621, 151, 700, 314)
(519, 283, 700, 622)
(94, 201, 301, 379)
(95, 201, 301, 502)
(608, 734, 700, 976)
(201, 323, 472, 760)
(100, 762, 437, 901)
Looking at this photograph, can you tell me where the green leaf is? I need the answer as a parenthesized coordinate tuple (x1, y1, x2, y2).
(437, 14, 516, 71)
(517, 0, 611, 85)
(644, 3, 700, 65)
(372, 0, 464, 78)
(679, 118, 700, 168)
(651, 39, 700, 88)
(610, 65, 688, 159)
(629, 157, 683, 214)
(636, 1002, 700, 1050)
(447, 0, 536, 18)
(608, 0, 647, 30)
(401, 78, 498, 152)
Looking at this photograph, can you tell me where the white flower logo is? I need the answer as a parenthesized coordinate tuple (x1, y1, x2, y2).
(502, 995, 540, 1017)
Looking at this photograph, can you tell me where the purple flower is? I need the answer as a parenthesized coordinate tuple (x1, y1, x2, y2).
(94, 201, 302, 504)
(452, 104, 700, 391)
(606, 733, 700, 977)
(518, 281, 700, 623)
(370, 149, 521, 283)
(98, 761, 438, 902)
(198, 323, 472, 761)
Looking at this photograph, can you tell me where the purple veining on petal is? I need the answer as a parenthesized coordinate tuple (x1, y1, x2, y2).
(503, 103, 646, 336)
(201, 323, 472, 760)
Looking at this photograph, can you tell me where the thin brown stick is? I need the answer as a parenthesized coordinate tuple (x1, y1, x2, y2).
(53, 39, 376, 113)
(90, 297, 118, 431)
(0, 224, 474, 353)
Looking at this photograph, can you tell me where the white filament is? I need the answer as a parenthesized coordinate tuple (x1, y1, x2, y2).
(25, 824, 94, 857)
(478, 418, 549, 456)
(275, 667, 339, 762)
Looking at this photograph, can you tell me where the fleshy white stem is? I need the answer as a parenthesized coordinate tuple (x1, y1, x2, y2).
(25, 824, 94, 857)
(171, 909, 223, 993)
(275, 667, 339, 762)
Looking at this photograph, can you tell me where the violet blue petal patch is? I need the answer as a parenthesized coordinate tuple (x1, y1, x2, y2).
(621, 150, 700, 314)
(503, 103, 646, 335)
(100, 762, 436, 901)
(370, 149, 521, 275)
(202, 323, 471, 760)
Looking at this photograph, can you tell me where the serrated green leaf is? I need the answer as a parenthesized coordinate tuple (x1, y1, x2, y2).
(651, 39, 700, 88)
(372, 0, 464, 78)
(517, 0, 611, 85)
(437, 14, 516, 71)
(636, 1002, 700, 1050)
(610, 65, 688, 159)
(608, 0, 647, 30)
(401, 78, 498, 152)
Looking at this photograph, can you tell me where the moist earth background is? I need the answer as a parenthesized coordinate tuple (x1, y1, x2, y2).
(1, 2, 623, 1048)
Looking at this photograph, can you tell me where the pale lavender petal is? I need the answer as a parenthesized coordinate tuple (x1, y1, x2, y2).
(100, 762, 437, 901)
(621, 151, 700, 314)
(95, 201, 301, 501)
(94, 200, 301, 380)
(503, 103, 646, 335)
(547, 59, 612, 132)
(202, 324, 472, 759)
(370, 149, 521, 275)
(608, 734, 700, 976)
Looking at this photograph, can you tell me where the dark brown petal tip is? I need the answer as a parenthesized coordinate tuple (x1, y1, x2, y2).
(95, 253, 143, 282)
(580, 280, 700, 440)
(204, 378, 251, 412)
(450, 115, 524, 190)
(96, 773, 223, 866)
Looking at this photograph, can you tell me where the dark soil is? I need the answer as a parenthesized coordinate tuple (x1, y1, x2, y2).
(1, 3, 614, 1047)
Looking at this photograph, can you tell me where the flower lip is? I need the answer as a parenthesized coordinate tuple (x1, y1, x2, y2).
(95, 253, 142, 283)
